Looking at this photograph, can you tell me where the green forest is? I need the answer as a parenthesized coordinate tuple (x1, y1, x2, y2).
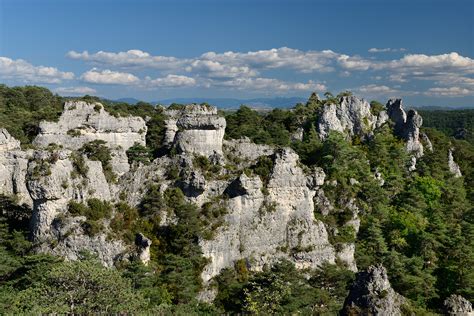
(0, 85, 473, 314)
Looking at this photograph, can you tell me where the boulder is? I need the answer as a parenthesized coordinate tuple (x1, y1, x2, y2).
(342, 265, 407, 316)
(443, 294, 473, 316)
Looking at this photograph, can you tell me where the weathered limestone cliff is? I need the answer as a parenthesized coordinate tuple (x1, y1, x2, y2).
(200, 148, 337, 285)
(317, 96, 429, 172)
(27, 150, 112, 240)
(317, 95, 387, 140)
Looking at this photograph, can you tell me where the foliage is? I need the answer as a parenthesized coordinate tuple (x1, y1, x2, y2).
(192, 155, 222, 179)
(225, 106, 295, 146)
(79, 140, 116, 183)
(370, 100, 385, 116)
(418, 108, 474, 145)
(68, 199, 112, 236)
(251, 155, 274, 184)
(214, 260, 354, 314)
(126, 142, 152, 165)
(0, 85, 63, 144)
(6, 256, 149, 314)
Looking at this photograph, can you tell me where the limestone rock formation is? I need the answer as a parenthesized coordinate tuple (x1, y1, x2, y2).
(0, 129, 32, 206)
(223, 138, 274, 163)
(135, 233, 152, 266)
(448, 149, 462, 178)
(317, 96, 385, 140)
(0, 128, 20, 151)
(342, 265, 407, 316)
(1, 98, 362, 287)
(421, 132, 433, 152)
(386, 99, 424, 158)
(27, 150, 112, 241)
(34, 101, 147, 151)
(200, 148, 337, 286)
(164, 104, 226, 157)
(443, 294, 473, 316)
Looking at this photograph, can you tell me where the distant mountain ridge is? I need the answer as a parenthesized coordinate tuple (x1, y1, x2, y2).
(113, 97, 473, 110)
(115, 97, 308, 109)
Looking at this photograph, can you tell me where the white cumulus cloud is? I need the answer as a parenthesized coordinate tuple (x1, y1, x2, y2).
(214, 77, 326, 93)
(368, 48, 407, 53)
(55, 86, 97, 95)
(424, 87, 473, 97)
(67, 49, 187, 70)
(358, 84, 398, 96)
(145, 74, 196, 88)
(0, 56, 74, 84)
(80, 68, 139, 85)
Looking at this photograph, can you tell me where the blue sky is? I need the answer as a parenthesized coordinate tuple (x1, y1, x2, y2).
(0, 0, 473, 106)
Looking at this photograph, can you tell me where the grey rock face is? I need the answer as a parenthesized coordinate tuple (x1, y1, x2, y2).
(444, 294, 473, 316)
(448, 149, 462, 178)
(421, 132, 433, 152)
(47, 231, 126, 268)
(306, 167, 326, 188)
(135, 233, 152, 266)
(374, 168, 385, 186)
(200, 148, 337, 285)
(342, 265, 407, 316)
(0, 128, 21, 151)
(27, 150, 111, 240)
(223, 138, 274, 163)
(0, 133, 32, 206)
(33, 101, 147, 151)
(386, 99, 424, 158)
(164, 104, 226, 157)
(317, 96, 381, 140)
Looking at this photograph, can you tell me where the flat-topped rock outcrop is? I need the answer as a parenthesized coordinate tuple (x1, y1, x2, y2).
(164, 104, 226, 157)
(33, 101, 147, 151)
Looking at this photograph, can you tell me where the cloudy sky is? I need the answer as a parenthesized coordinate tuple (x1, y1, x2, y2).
(0, 0, 473, 106)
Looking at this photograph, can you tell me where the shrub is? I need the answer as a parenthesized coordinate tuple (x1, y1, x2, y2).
(67, 129, 81, 137)
(79, 140, 116, 183)
(67, 199, 112, 236)
(93, 104, 102, 112)
(370, 100, 385, 116)
(71, 152, 89, 178)
(252, 155, 274, 184)
(193, 155, 211, 171)
(31, 160, 52, 180)
(126, 143, 152, 165)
